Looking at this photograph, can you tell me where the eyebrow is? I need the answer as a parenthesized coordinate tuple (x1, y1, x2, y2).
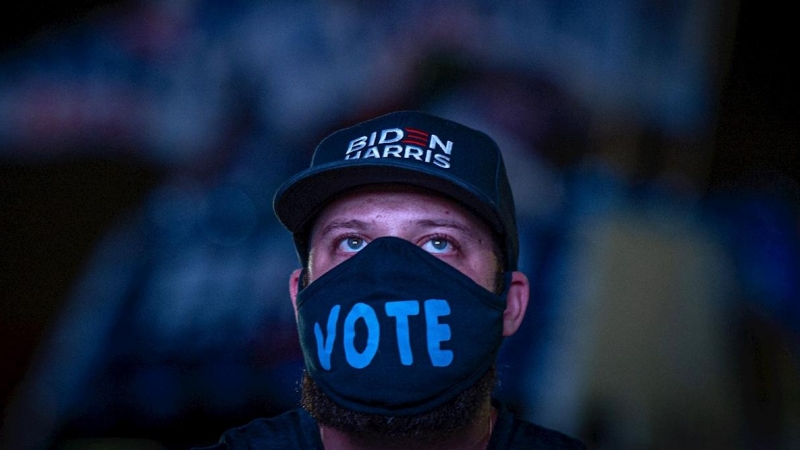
(315, 218, 481, 241)
(316, 219, 371, 237)
(415, 219, 477, 237)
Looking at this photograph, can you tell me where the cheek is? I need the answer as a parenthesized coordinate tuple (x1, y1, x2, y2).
(476, 268, 498, 292)
(307, 261, 325, 283)
(457, 250, 500, 291)
(480, 251, 502, 291)
(307, 251, 351, 283)
(306, 249, 326, 283)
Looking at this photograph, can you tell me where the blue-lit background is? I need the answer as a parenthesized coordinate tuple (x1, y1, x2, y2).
(1, 1, 797, 449)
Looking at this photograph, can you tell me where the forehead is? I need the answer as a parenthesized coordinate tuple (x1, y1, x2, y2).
(309, 184, 492, 237)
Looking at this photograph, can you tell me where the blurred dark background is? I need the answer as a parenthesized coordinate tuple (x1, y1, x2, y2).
(1, 1, 797, 449)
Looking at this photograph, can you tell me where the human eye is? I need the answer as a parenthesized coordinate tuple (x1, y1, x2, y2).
(420, 236, 456, 254)
(337, 235, 368, 253)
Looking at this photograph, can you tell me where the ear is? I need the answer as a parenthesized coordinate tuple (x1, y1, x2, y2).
(289, 268, 303, 320)
(502, 271, 529, 337)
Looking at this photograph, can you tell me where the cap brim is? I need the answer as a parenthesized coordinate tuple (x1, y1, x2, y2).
(273, 159, 505, 236)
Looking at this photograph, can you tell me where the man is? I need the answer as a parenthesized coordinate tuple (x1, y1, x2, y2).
(205, 111, 585, 449)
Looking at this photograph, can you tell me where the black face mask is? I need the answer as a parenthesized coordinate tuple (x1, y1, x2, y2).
(295, 236, 509, 416)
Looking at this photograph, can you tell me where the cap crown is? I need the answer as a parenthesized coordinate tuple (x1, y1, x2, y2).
(273, 111, 519, 270)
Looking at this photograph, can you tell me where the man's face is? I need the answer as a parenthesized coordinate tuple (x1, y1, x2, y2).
(306, 184, 499, 291)
(291, 184, 529, 441)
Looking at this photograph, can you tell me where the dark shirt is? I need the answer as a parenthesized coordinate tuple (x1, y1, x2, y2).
(199, 401, 585, 449)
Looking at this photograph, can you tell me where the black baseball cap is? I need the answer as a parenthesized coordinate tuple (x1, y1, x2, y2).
(273, 110, 520, 271)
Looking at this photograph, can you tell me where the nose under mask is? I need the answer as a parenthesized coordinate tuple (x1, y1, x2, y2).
(295, 236, 510, 416)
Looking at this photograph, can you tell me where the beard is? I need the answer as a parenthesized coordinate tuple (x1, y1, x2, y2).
(300, 365, 497, 444)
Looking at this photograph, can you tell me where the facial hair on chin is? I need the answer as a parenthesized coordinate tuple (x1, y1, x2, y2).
(300, 365, 497, 444)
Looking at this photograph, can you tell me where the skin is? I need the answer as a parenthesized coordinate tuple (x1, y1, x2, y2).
(288, 184, 530, 449)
